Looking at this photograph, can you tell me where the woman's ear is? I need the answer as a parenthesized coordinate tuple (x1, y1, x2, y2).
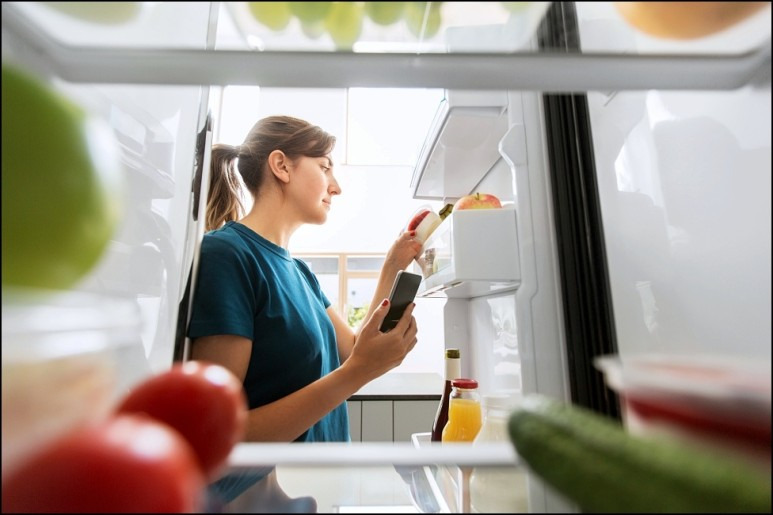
(267, 149, 291, 184)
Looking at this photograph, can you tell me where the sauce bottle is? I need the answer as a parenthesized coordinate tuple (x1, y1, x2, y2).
(469, 393, 528, 513)
(441, 378, 482, 443)
(431, 348, 461, 442)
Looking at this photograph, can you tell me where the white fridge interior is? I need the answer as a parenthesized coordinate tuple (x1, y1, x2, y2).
(2, 2, 770, 513)
(576, 2, 771, 360)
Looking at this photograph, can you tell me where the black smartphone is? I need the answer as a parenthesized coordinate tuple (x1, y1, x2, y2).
(379, 270, 423, 332)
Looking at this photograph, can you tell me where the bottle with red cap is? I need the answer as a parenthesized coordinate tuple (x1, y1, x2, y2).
(441, 378, 482, 443)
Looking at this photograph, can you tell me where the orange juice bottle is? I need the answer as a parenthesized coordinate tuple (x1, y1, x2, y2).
(441, 378, 482, 442)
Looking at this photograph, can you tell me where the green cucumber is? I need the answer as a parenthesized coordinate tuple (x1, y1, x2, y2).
(508, 395, 771, 513)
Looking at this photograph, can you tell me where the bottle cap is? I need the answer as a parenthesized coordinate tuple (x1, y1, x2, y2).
(451, 378, 478, 389)
(445, 348, 460, 359)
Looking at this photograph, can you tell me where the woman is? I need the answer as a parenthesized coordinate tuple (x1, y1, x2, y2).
(187, 115, 422, 504)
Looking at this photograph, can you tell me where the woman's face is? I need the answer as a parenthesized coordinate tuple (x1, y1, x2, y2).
(289, 154, 340, 224)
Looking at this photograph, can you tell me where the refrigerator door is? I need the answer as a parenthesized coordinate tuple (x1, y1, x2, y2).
(576, 4, 772, 362)
(2, 2, 216, 376)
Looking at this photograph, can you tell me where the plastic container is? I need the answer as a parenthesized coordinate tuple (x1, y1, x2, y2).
(417, 208, 521, 298)
(1, 288, 146, 479)
(595, 353, 771, 467)
(470, 393, 528, 513)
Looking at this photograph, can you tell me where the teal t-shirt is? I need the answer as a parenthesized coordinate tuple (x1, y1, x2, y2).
(188, 221, 349, 443)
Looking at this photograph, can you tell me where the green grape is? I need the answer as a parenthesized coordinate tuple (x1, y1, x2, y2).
(248, 2, 292, 31)
(301, 19, 326, 39)
(43, 2, 141, 25)
(364, 2, 405, 26)
(325, 2, 365, 50)
(501, 2, 532, 13)
(289, 2, 333, 23)
(404, 2, 442, 39)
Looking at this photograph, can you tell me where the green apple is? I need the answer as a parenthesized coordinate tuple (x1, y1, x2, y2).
(289, 2, 333, 23)
(365, 2, 405, 26)
(1, 63, 123, 291)
(248, 2, 292, 31)
(42, 2, 142, 25)
(404, 2, 442, 39)
(325, 2, 365, 50)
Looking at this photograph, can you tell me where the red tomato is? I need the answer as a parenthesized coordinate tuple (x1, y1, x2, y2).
(116, 360, 248, 480)
(1, 414, 205, 513)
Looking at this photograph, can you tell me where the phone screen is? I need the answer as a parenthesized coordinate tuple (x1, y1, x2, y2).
(379, 271, 422, 332)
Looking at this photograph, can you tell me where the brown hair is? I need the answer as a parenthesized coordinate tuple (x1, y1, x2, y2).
(205, 115, 336, 231)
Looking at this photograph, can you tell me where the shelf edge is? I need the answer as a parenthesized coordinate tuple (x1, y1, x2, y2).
(3, 3, 770, 91)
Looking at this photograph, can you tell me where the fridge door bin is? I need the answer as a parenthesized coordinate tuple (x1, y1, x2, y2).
(416, 207, 520, 299)
(410, 433, 456, 513)
(411, 90, 509, 201)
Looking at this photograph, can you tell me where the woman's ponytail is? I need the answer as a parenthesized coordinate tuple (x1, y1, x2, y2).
(203, 116, 335, 232)
(205, 144, 243, 231)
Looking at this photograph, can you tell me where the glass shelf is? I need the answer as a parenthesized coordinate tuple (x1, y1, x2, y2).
(2, 2, 770, 91)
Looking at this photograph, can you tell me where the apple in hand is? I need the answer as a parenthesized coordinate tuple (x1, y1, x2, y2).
(453, 192, 502, 210)
(407, 208, 442, 244)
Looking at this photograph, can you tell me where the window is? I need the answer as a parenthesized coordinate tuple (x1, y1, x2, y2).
(296, 253, 383, 330)
(297, 252, 444, 377)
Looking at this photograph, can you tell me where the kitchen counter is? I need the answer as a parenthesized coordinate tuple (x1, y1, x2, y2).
(350, 372, 443, 401)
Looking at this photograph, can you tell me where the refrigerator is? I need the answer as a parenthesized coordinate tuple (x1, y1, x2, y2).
(2, 2, 770, 513)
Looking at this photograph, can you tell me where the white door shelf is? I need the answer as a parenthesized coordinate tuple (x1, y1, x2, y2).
(2, 2, 770, 91)
(416, 207, 520, 299)
(410, 90, 509, 200)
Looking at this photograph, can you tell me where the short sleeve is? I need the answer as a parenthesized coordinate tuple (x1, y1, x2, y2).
(187, 234, 258, 340)
(294, 258, 331, 309)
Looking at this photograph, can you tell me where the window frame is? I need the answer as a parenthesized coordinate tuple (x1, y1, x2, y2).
(296, 252, 384, 326)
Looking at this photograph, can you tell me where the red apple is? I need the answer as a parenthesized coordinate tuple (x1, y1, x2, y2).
(453, 192, 502, 210)
(406, 208, 442, 244)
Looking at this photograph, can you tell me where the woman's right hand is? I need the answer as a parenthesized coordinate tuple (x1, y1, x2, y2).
(344, 298, 418, 383)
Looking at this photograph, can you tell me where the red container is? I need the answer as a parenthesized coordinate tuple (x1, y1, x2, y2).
(595, 353, 771, 468)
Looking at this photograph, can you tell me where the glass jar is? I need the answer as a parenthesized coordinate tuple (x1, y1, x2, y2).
(1, 287, 145, 478)
(441, 378, 481, 443)
(469, 393, 528, 513)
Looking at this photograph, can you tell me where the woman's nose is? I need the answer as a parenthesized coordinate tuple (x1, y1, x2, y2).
(329, 176, 341, 196)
